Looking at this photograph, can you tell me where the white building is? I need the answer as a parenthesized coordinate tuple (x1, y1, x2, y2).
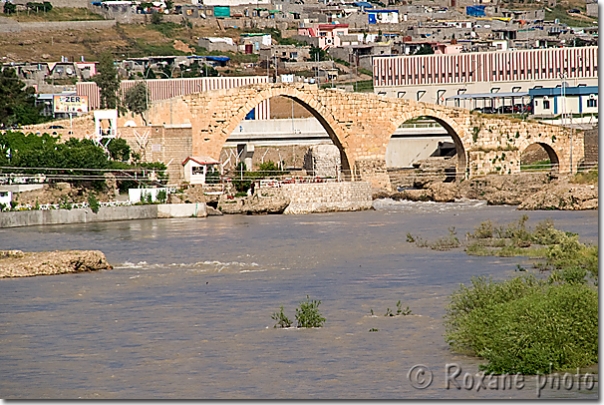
(373, 46, 599, 108)
(529, 85, 598, 117)
(182, 156, 221, 185)
(0, 190, 12, 206)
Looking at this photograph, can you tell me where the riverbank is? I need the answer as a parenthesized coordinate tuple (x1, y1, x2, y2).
(0, 249, 112, 278)
(375, 172, 598, 210)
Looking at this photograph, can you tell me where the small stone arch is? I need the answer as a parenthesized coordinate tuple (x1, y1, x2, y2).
(520, 142, 560, 172)
(214, 87, 353, 176)
(389, 108, 469, 178)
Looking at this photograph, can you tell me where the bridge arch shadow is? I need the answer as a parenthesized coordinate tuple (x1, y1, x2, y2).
(220, 91, 353, 178)
(520, 142, 560, 173)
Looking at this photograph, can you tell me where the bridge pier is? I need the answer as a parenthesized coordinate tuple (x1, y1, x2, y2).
(353, 158, 392, 191)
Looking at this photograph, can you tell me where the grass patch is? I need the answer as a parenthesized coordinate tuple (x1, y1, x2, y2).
(572, 166, 598, 184)
(520, 159, 551, 171)
(545, 5, 597, 27)
(322, 79, 374, 93)
(7, 7, 106, 22)
(148, 21, 181, 38)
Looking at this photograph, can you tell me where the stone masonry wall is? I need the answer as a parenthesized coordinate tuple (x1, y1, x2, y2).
(282, 181, 373, 215)
(583, 127, 598, 166)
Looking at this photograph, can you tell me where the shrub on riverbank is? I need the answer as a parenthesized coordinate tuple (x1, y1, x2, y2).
(445, 276, 598, 374)
(445, 218, 599, 374)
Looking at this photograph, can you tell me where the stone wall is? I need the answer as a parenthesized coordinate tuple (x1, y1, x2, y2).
(583, 127, 598, 166)
(303, 144, 341, 178)
(282, 181, 372, 214)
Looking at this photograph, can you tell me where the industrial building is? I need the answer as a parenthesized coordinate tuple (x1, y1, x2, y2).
(372, 46, 599, 108)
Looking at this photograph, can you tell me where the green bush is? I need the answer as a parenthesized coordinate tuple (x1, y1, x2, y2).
(271, 306, 292, 328)
(445, 274, 598, 374)
(295, 295, 326, 328)
(87, 193, 100, 213)
(156, 189, 167, 203)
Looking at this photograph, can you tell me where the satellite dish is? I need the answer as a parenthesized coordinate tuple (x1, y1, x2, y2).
(66, 67, 73, 74)
(125, 120, 137, 127)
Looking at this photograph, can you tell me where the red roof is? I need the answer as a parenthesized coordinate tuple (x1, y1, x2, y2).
(182, 155, 220, 166)
(318, 24, 349, 30)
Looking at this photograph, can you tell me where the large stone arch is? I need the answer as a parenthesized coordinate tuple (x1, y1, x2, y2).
(387, 106, 469, 177)
(520, 142, 560, 172)
(193, 86, 354, 176)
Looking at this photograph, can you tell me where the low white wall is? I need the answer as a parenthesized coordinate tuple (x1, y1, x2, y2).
(0, 203, 207, 228)
(282, 181, 373, 214)
(157, 203, 206, 218)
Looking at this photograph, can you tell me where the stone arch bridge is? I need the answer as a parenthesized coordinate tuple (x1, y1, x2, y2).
(141, 83, 583, 189)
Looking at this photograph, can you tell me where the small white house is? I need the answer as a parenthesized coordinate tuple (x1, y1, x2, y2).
(182, 156, 221, 185)
(0, 190, 12, 206)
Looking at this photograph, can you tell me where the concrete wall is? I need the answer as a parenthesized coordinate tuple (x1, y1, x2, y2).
(282, 181, 372, 214)
(0, 204, 206, 228)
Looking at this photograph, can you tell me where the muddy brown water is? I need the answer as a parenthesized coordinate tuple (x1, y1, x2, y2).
(0, 200, 598, 399)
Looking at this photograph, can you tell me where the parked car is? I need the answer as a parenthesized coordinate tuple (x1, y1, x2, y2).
(48, 125, 64, 129)
(568, 8, 580, 13)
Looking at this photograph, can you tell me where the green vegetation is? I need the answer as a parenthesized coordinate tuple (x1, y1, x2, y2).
(0, 68, 46, 127)
(445, 275, 597, 374)
(406, 227, 460, 251)
(384, 300, 412, 316)
(156, 189, 167, 203)
(6, 6, 105, 21)
(445, 217, 598, 374)
(124, 82, 149, 125)
(572, 166, 598, 184)
(87, 193, 101, 213)
(93, 52, 120, 109)
(295, 295, 326, 328)
(322, 79, 374, 93)
(462, 216, 594, 259)
(3, 2, 15, 14)
(415, 44, 435, 55)
(545, 5, 597, 27)
(272, 296, 326, 328)
(271, 305, 292, 328)
(232, 160, 289, 192)
(520, 159, 551, 171)
(0, 131, 168, 190)
(309, 45, 328, 62)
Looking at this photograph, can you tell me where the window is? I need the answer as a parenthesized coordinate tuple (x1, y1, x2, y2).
(397, 91, 406, 98)
(587, 98, 597, 108)
(543, 100, 550, 109)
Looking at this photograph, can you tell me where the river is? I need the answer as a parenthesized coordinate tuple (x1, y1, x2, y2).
(0, 200, 598, 399)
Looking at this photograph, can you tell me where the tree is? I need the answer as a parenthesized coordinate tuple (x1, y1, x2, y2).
(106, 138, 131, 162)
(151, 11, 163, 24)
(0, 68, 44, 127)
(180, 61, 218, 78)
(143, 66, 156, 79)
(93, 52, 120, 109)
(165, 0, 174, 9)
(309, 45, 327, 62)
(3, 2, 16, 14)
(415, 45, 435, 55)
(123, 82, 149, 125)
